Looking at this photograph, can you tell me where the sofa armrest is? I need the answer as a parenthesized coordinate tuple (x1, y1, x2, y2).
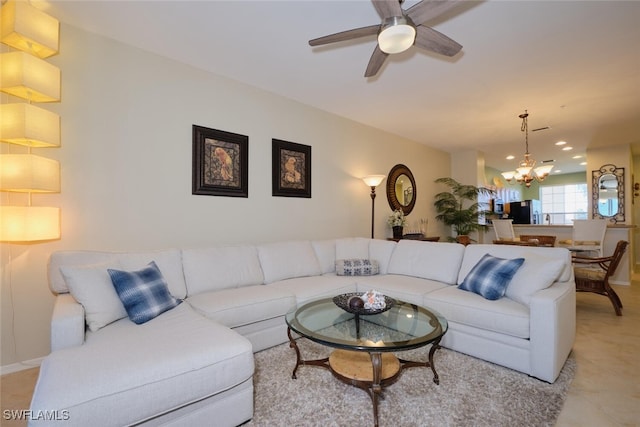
(528, 278, 576, 382)
(51, 294, 85, 351)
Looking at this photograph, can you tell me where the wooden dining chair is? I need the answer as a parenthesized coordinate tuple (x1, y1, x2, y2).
(572, 240, 628, 316)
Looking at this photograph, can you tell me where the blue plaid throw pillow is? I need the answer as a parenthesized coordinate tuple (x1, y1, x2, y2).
(108, 261, 181, 324)
(458, 254, 524, 300)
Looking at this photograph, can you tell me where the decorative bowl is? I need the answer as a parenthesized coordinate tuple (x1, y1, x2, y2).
(333, 293, 395, 315)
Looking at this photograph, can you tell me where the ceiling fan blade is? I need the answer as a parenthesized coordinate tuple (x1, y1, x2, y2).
(372, 0, 403, 19)
(414, 25, 462, 57)
(406, 0, 463, 26)
(309, 25, 379, 46)
(364, 45, 389, 77)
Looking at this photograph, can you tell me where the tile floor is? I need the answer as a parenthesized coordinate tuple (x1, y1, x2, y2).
(2, 281, 639, 426)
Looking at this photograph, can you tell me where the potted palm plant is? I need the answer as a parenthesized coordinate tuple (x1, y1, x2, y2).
(433, 177, 494, 244)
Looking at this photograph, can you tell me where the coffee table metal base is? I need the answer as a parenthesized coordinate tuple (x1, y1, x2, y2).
(287, 327, 441, 426)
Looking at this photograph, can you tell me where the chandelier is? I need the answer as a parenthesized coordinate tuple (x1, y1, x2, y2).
(501, 110, 553, 188)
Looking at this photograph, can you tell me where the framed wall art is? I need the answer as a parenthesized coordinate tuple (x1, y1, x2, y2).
(192, 125, 248, 197)
(272, 139, 311, 198)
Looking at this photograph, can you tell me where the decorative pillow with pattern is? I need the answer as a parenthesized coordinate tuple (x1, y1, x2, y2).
(335, 259, 380, 276)
(458, 253, 524, 300)
(108, 261, 182, 324)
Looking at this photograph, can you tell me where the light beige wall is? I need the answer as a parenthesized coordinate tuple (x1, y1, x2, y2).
(0, 24, 451, 368)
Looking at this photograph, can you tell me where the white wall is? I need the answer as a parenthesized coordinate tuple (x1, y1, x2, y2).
(0, 24, 452, 367)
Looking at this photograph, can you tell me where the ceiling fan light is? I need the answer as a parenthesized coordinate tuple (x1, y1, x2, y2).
(378, 17, 415, 54)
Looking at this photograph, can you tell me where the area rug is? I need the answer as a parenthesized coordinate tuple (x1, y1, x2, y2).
(246, 339, 575, 427)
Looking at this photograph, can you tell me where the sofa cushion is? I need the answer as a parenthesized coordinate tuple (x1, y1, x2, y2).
(31, 304, 254, 427)
(269, 275, 357, 305)
(108, 261, 182, 325)
(335, 259, 379, 276)
(257, 241, 321, 284)
(458, 254, 524, 300)
(458, 244, 572, 285)
(182, 245, 264, 295)
(187, 285, 295, 328)
(60, 262, 127, 332)
(387, 240, 465, 284)
(369, 239, 397, 274)
(506, 252, 566, 305)
(424, 286, 530, 339)
(335, 237, 370, 259)
(356, 274, 449, 306)
(311, 239, 336, 274)
(49, 249, 188, 299)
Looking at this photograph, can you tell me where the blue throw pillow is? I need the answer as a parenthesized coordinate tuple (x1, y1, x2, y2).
(108, 261, 181, 324)
(459, 254, 525, 300)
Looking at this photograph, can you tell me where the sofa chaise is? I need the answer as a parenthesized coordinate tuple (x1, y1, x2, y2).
(29, 238, 576, 426)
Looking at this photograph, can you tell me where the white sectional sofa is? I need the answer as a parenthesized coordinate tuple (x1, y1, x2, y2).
(30, 238, 576, 426)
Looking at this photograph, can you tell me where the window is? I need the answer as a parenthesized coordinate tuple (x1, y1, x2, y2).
(540, 184, 588, 224)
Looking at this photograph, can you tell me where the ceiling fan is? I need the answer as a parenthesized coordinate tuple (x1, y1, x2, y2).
(309, 0, 463, 77)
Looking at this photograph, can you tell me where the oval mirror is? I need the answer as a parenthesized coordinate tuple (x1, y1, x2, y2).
(386, 164, 416, 215)
(597, 173, 619, 217)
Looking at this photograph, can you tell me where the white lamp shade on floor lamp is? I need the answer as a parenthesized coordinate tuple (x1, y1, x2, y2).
(0, 103, 60, 147)
(0, 51, 61, 102)
(0, 154, 60, 192)
(0, 206, 60, 241)
(0, 0, 59, 59)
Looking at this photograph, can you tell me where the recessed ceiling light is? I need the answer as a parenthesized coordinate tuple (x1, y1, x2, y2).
(555, 141, 567, 146)
(506, 155, 515, 160)
(554, 169, 562, 173)
(562, 146, 573, 151)
(580, 162, 587, 166)
(572, 155, 582, 159)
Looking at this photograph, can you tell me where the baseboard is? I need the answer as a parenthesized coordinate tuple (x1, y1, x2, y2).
(610, 280, 630, 286)
(1, 357, 44, 375)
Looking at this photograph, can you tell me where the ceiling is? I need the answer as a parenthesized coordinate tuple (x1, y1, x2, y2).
(38, 0, 640, 176)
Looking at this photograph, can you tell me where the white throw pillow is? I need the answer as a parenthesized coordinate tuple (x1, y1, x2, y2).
(505, 253, 566, 306)
(60, 262, 127, 332)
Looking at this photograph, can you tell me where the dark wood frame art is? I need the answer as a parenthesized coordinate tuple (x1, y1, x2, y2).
(192, 125, 248, 197)
(272, 139, 311, 198)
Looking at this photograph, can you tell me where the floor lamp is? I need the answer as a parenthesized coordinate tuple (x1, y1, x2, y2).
(362, 175, 386, 238)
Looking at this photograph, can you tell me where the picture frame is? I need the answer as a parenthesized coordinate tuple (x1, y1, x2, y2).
(272, 139, 311, 198)
(192, 125, 248, 197)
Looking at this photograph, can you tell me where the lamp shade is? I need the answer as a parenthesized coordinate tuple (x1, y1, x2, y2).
(362, 175, 386, 187)
(0, 0, 59, 58)
(0, 154, 60, 192)
(0, 103, 60, 147)
(0, 51, 61, 102)
(534, 164, 554, 178)
(0, 206, 60, 241)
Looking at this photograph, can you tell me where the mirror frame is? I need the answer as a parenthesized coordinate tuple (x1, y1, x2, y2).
(592, 163, 625, 222)
(386, 164, 416, 215)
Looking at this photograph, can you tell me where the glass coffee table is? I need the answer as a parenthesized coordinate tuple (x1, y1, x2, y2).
(285, 295, 448, 427)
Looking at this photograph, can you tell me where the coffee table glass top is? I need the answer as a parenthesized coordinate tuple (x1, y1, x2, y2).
(285, 297, 447, 352)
